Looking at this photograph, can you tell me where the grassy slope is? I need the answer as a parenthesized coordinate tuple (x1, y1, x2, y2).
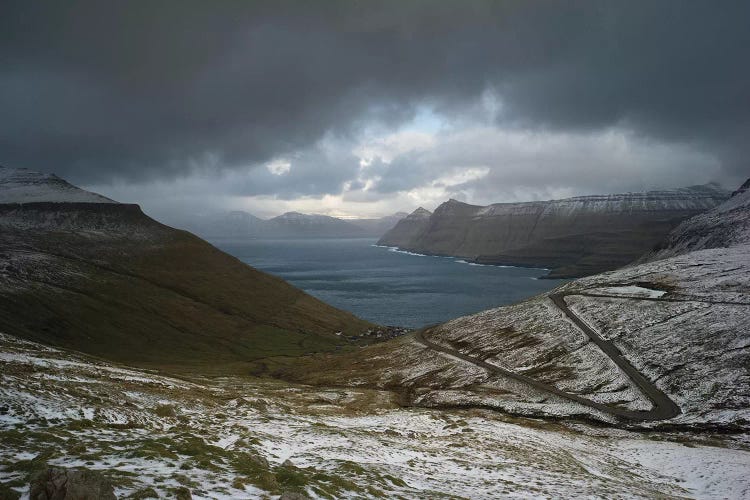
(0, 203, 371, 371)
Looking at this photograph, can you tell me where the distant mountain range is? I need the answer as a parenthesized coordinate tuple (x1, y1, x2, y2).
(172, 209, 408, 239)
(378, 184, 730, 277)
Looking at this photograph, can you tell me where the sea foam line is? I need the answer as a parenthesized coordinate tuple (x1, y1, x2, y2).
(373, 245, 551, 272)
(454, 259, 510, 268)
(371, 244, 430, 257)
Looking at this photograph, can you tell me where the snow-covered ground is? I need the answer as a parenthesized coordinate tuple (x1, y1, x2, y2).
(1, 333, 748, 499)
(587, 285, 667, 298)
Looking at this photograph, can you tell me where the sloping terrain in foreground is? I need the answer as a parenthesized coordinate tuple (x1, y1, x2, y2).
(289, 181, 750, 431)
(1, 333, 748, 499)
(0, 167, 370, 369)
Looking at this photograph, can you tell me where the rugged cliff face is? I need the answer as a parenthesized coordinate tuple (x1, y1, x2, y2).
(376, 207, 432, 247)
(378, 185, 729, 277)
(0, 167, 370, 370)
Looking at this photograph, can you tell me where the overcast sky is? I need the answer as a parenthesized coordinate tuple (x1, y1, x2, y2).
(2, 1, 748, 220)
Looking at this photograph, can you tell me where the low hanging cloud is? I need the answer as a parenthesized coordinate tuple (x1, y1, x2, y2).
(86, 124, 723, 222)
(353, 125, 722, 204)
(2, 0, 748, 215)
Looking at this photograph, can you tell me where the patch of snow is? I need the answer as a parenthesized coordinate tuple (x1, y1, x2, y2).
(589, 285, 667, 298)
(0, 167, 116, 204)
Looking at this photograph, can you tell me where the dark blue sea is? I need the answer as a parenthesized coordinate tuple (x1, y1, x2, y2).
(210, 237, 565, 328)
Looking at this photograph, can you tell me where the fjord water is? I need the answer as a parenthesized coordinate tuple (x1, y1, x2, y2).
(211, 238, 565, 328)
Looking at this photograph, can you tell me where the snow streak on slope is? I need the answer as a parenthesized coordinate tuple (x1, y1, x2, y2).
(645, 179, 750, 260)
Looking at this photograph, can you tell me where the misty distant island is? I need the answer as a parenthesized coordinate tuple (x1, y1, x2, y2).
(169, 210, 408, 240)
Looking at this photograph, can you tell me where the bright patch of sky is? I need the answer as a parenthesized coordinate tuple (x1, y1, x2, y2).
(266, 159, 291, 175)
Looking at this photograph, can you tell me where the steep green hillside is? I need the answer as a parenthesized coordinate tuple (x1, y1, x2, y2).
(0, 202, 371, 371)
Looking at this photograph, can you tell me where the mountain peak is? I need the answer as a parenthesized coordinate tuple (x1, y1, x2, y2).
(444, 198, 471, 206)
(0, 166, 116, 204)
(732, 178, 750, 198)
(407, 207, 432, 219)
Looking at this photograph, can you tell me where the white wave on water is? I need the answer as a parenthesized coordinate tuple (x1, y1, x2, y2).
(388, 248, 430, 257)
(373, 245, 551, 272)
(455, 259, 497, 267)
(372, 244, 432, 257)
(456, 259, 551, 272)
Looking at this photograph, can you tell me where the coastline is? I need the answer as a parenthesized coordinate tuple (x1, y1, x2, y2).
(372, 244, 552, 273)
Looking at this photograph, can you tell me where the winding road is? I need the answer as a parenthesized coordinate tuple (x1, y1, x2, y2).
(414, 292, 681, 422)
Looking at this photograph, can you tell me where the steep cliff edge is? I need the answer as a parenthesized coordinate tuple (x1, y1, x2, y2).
(0, 167, 370, 370)
(376, 207, 432, 247)
(378, 185, 728, 277)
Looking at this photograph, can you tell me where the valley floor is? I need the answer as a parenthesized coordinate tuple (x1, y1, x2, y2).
(1, 333, 748, 499)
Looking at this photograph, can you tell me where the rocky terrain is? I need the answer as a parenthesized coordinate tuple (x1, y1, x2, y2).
(643, 178, 750, 261)
(174, 210, 407, 240)
(378, 185, 729, 277)
(2, 332, 748, 499)
(293, 180, 750, 433)
(0, 167, 371, 370)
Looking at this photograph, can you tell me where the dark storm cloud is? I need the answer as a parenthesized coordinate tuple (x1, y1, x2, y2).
(1, 0, 748, 184)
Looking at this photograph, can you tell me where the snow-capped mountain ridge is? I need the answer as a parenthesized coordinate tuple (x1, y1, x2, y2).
(379, 183, 729, 277)
(443, 183, 728, 218)
(0, 166, 116, 204)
